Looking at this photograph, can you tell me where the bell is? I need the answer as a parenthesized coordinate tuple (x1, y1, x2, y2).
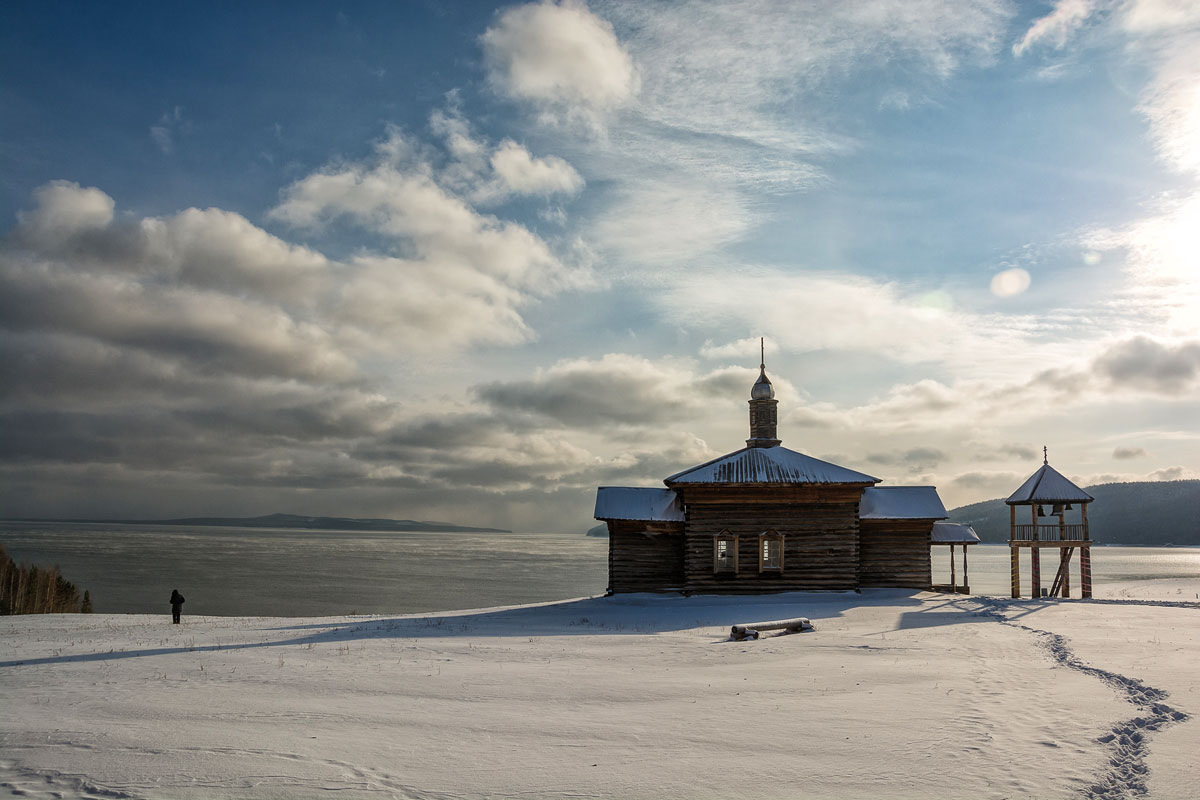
(1037, 506, 1046, 517)
(1064, 503, 1073, 511)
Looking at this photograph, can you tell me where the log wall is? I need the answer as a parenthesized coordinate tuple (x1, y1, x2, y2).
(859, 520, 933, 589)
(677, 487, 862, 593)
(606, 520, 685, 593)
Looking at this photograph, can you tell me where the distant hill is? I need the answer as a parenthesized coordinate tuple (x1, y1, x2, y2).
(586, 523, 609, 537)
(10, 513, 511, 534)
(948, 480, 1200, 545)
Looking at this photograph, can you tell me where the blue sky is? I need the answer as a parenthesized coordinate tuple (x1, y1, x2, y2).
(2, 0, 1197, 530)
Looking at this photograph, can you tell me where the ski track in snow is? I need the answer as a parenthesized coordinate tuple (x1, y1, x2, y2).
(972, 598, 1192, 800)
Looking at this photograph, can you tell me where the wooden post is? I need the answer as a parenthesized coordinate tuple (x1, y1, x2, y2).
(1080, 501, 1092, 599)
(1010, 545, 1020, 598)
(1009, 503, 1016, 541)
(1081, 546, 1092, 598)
(1059, 548, 1071, 598)
(950, 544, 957, 592)
(962, 546, 969, 594)
(1030, 504, 1041, 598)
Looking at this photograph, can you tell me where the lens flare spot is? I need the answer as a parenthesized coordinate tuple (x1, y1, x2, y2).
(990, 268, 1032, 297)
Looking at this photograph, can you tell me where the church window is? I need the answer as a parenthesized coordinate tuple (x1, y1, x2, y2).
(759, 531, 783, 571)
(713, 532, 738, 573)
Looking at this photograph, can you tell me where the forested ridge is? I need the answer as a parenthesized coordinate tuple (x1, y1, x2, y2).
(949, 480, 1200, 545)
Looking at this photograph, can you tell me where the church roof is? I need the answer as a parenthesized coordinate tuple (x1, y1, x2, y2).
(931, 521, 981, 543)
(1005, 463, 1094, 505)
(594, 487, 684, 522)
(859, 486, 948, 519)
(664, 445, 880, 486)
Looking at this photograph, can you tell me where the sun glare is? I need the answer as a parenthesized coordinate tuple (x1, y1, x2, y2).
(989, 267, 1032, 297)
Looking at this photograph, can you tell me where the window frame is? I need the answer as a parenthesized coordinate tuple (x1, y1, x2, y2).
(713, 531, 738, 574)
(758, 530, 784, 572)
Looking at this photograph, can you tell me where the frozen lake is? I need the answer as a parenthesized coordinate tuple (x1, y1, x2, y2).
(0, 522, 608, 616)
(3, 521, 1199, 615)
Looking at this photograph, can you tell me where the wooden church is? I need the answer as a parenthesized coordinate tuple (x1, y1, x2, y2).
(594, 355, 951, 594)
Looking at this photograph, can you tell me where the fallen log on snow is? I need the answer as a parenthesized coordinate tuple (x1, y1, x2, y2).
(730, 617, 813, 640)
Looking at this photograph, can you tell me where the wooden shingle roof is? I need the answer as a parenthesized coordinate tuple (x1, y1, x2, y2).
(664, 446, 879, 486)
(1005, 463, 1094, 505)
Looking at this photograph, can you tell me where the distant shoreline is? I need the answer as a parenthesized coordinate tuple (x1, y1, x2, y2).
(0, 513, 511, 534)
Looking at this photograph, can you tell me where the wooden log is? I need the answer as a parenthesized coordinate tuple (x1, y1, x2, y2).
(730, 617, 813, 640)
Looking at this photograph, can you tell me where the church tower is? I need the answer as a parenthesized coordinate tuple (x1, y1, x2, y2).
(746, 339, 781, 448)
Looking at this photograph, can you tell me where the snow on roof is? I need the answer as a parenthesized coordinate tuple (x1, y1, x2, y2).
(594, 487, 684, 522)
(931, 522, 981, 543)
(859, 486, 949, 520)
(664, 446, 880, 486)
(1005, 463, 1094, 505)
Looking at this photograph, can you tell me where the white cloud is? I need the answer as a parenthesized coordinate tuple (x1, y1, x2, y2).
(16, 180, 114, 244)
(270, 130, 580, 293)
(590, 181, 752, 266)
(474, 353, 766, 427)
(481, 0, 638, 127)
(700, 337, 780, 362)
(490, 139, 584, 197)
(1012, 0, 1107, 56)
(1084, 190, 1200, 332)
(1132, 33, 1200, 176)
(657, 267, 1054, 376)
(149, 106, 188, 154)
(570, 0, 1012, 266)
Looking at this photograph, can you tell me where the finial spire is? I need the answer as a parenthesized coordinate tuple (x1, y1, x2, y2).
(1043, 445, 1048, 465)
(760, 337, 764, 369)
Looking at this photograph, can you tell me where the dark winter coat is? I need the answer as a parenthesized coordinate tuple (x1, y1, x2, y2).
(170, 590, 185, 609)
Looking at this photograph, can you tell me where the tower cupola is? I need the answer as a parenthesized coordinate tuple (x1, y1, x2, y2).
(746, 338, 781, 448)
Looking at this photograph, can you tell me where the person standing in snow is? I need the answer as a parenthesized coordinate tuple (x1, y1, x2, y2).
(170, 589, 185, 624)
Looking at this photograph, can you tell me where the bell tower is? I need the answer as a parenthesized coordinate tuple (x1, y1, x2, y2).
(746, 338, 781, 448)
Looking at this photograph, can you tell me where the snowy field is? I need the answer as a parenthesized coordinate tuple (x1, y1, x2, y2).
(2, 583, 1197, 799)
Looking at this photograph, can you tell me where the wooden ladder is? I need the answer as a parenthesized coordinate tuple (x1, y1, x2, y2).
(1049, 547, 1074, 597)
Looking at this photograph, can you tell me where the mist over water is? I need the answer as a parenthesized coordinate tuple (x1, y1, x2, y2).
(4, 522, 1198, 616)
(1, 522, 608, 616)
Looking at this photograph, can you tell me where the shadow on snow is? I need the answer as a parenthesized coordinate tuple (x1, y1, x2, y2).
(1, 589, 992, 668)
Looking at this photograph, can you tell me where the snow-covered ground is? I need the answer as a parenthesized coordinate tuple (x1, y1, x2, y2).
(2, 583, 1197, 799)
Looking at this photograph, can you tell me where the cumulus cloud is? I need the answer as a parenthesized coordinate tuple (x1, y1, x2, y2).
(1093, 336, 1200, 393)
(1149, 465, 1187, 480)
(481, 0, 638, 127)
(430, 106, 585, 203)
(15, 180, 114, 243)
(474, 353, 760, 427)
(490, 140, 584, 197)
(270, 127, 591, 349)
(271, 128, 577, 289)
(951, 470, 1023, 490)
(865, 447, 947, 472)
(2, 183, 351, 385)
